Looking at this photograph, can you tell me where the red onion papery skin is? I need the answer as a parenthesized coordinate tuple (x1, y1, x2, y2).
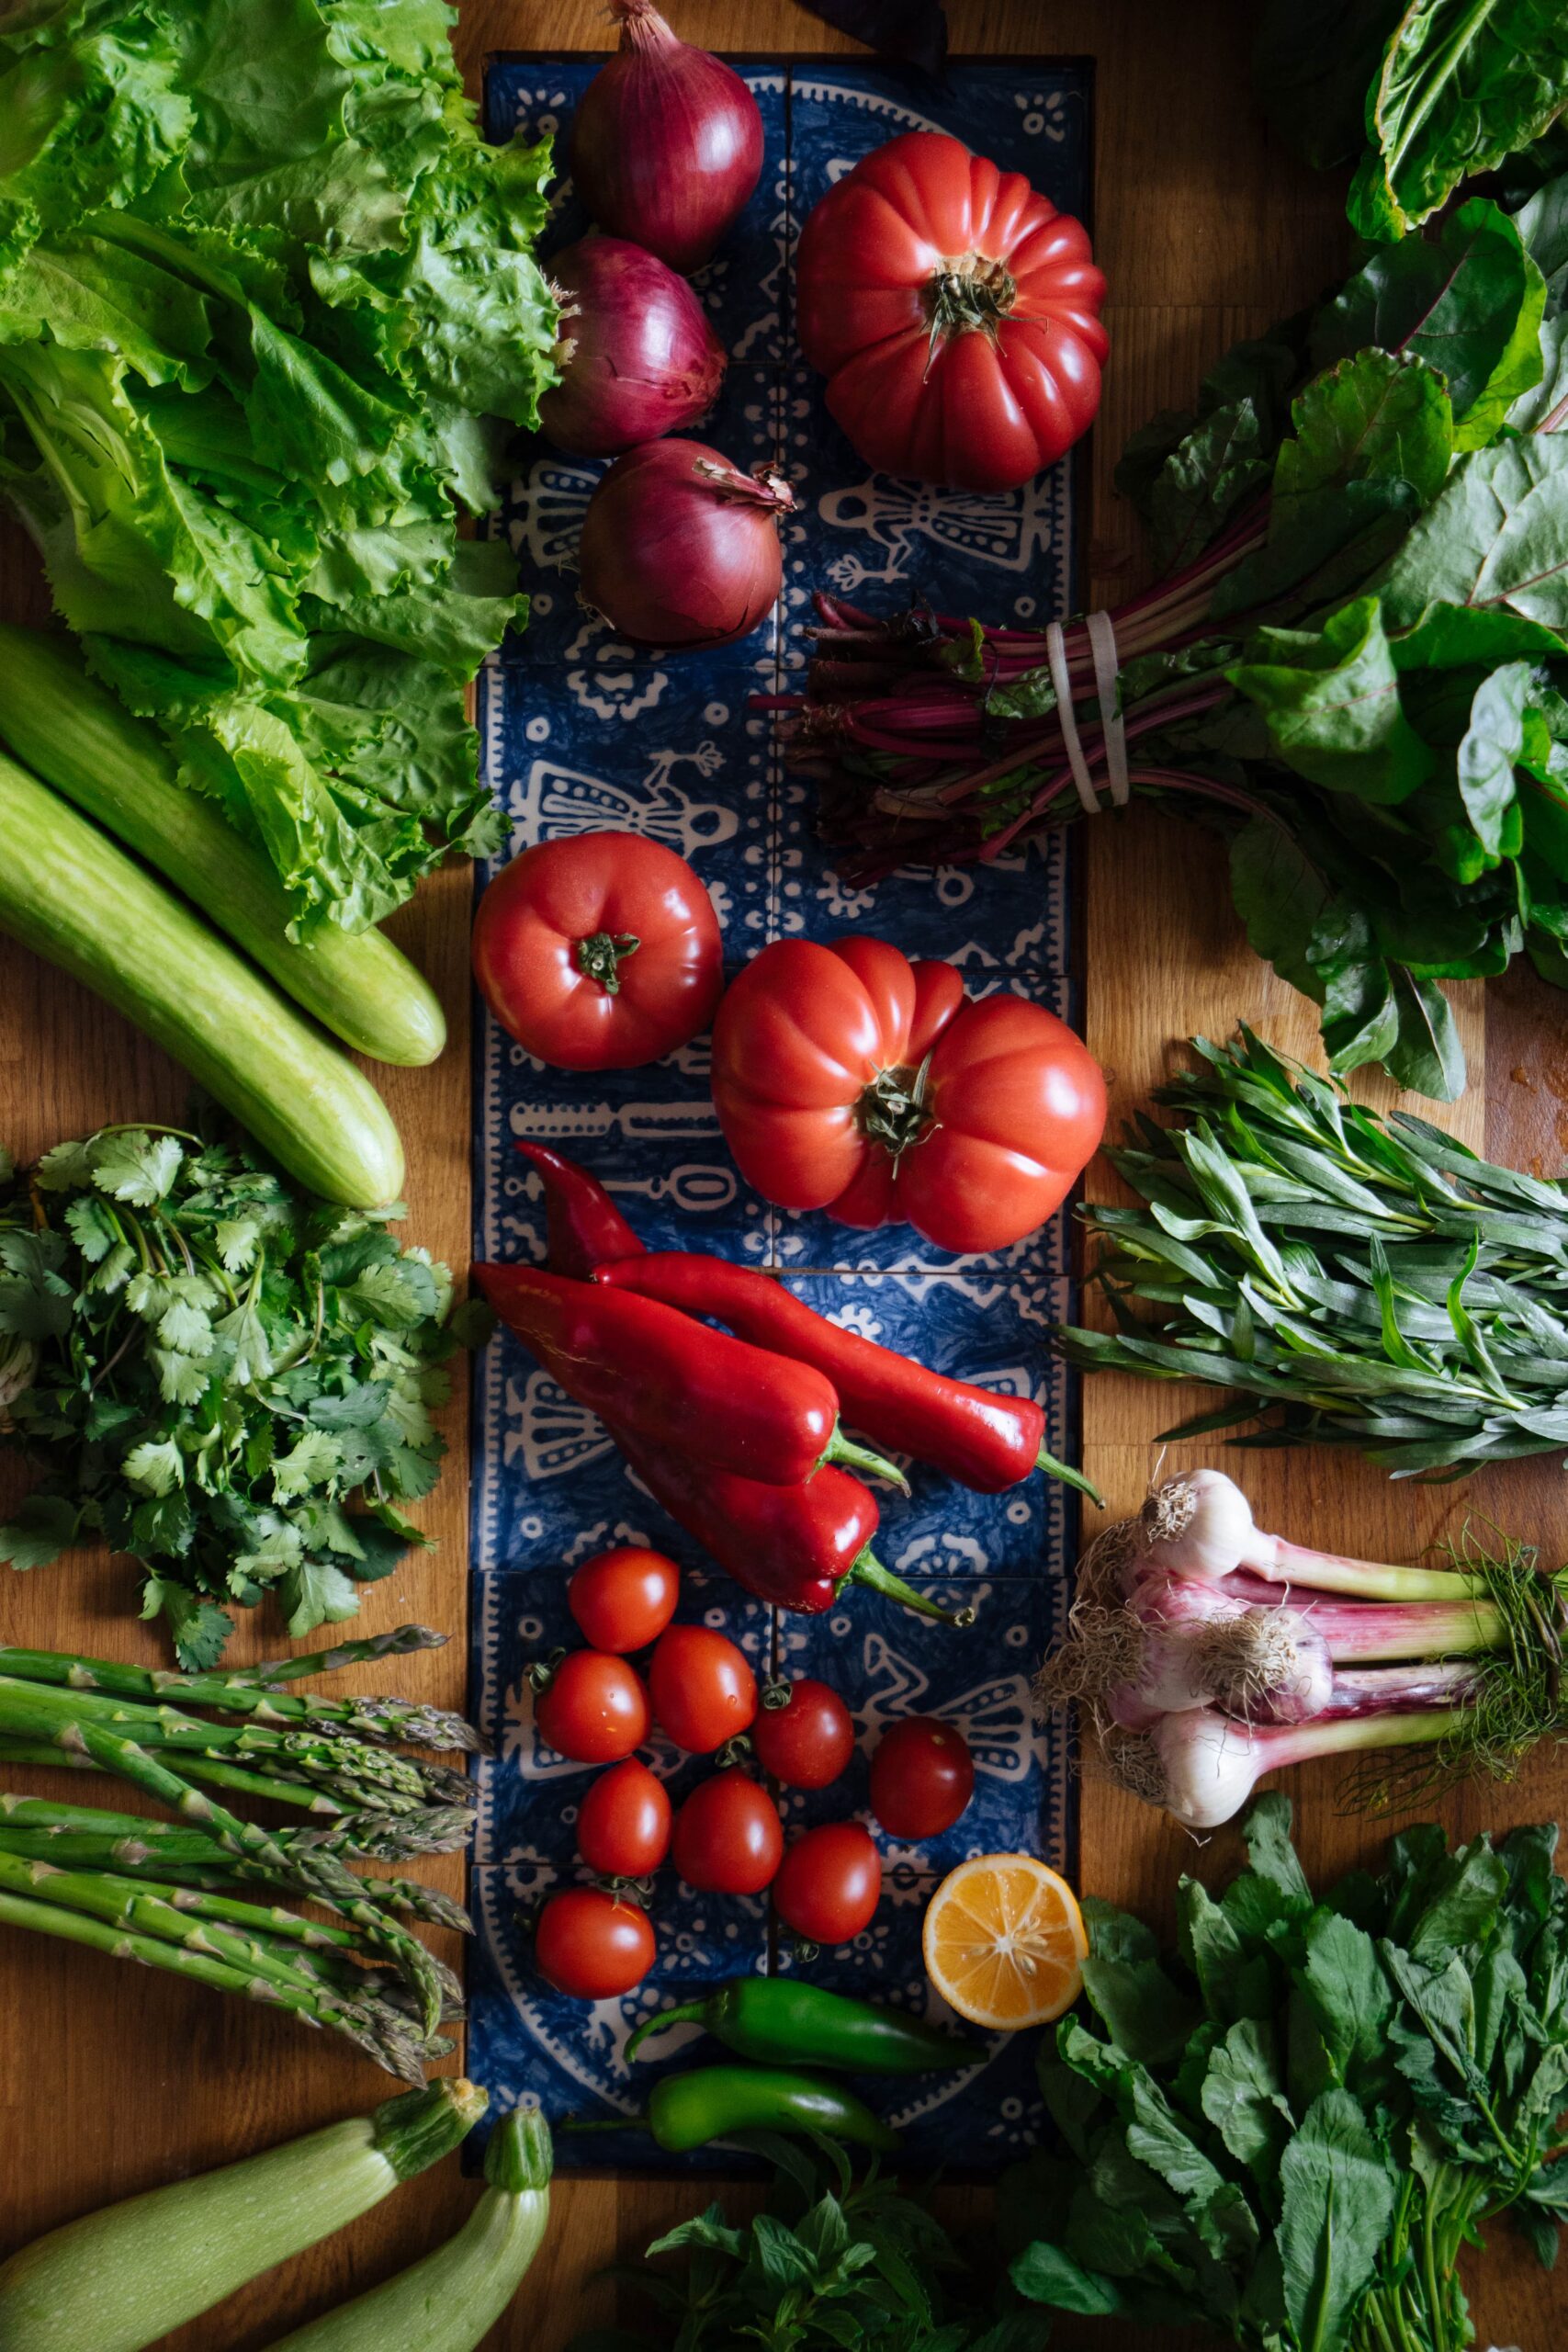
(570, 1, 764, 274)
(578, 438, 795, 651)
(539, 237, 728, 457)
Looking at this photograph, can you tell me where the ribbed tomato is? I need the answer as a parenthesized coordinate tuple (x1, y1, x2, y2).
(795, 130, 1107, 492)
(710, 935, 1106, 1255)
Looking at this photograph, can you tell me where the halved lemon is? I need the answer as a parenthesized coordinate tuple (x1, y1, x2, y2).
(921, 1853, 1088, 2030)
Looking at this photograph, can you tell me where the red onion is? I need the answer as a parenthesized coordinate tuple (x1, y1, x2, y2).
(539, 237, 727, 458)
(570, 2, 763, 275)
(578, 437, 795, 651)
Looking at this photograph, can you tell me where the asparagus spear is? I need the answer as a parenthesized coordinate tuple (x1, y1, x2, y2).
(0, 1885, 428, 2079)
(218, 1627, 448, 1684)
(0, 1735, 347, 1813)
(0, 1788, 474, 1884)
(0, 1679, 473, 1808)
(0, 1645, 482, 1750)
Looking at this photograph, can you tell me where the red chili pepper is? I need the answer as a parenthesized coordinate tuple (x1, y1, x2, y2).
(608, 1422, 974, 1625)
(597, 1251, 1099, 1502)
(473, 1261, 906, 1491)
(514, 1140, 646, 1281)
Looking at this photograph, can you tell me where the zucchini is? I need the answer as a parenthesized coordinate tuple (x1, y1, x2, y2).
(0, 752, 405, 1206)
(0, 2080, 487, 2352)
(260, 2109, 553, 2352)
(0, 628, 446, 1067)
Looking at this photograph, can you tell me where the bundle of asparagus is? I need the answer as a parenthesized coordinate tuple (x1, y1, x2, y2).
(0, 1626, 481, 2081)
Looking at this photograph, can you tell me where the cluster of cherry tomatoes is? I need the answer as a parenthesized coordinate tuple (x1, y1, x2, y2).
(528, 1544, 977, 2001)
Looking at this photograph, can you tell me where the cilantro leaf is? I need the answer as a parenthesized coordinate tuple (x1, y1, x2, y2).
(91, 1131, 184, 1205)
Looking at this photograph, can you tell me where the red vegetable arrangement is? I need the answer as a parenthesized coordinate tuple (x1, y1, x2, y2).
(483, 1136, 1097, 1641)
(795, 130, 1107, 492)
(527, 1533, 977, 1998)
(709, 934, 1106, 1254)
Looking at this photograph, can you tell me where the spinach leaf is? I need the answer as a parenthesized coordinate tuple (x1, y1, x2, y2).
(1278, 2089, 1398, 2349)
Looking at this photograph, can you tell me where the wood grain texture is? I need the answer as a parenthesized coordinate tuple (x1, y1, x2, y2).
(0, 3, 1563, 2346)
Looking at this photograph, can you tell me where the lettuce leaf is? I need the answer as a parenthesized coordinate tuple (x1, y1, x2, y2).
(0, 0, 556, 933)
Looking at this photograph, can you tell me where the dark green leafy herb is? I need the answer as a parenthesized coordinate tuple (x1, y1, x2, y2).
(568, 2134, 1041, 2352)
(1055, 1026, 1568, 1476)
(0, 1122, 487, 1665)
(1003, 1796, 1568, 2352)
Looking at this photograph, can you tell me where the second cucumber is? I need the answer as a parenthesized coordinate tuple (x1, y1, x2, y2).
(0, 752, 404, 1206)
(0, 628, 446, 1068)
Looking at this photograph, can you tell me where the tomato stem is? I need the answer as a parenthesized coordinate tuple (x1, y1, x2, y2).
(576, 932, 640, 994)
(854, 1050, 936, 1160)
(925, 251, 1018, 369)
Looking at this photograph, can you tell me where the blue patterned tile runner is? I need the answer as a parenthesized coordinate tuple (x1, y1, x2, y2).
(470, 54, 1092, 2173)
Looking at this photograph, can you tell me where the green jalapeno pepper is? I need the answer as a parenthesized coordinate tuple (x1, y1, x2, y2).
(646, 2064, 901, 2153)
(624, 1976, 985, 2075)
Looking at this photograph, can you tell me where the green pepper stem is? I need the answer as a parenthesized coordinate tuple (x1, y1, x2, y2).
(823, 1426, 909, 1491)
(1035, 1444, 1102, 1505)
(844, 1551, 976, 1626)
(625, 1998, 706, 2062)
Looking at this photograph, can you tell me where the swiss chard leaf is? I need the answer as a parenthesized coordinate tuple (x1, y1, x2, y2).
(1312, 198, 1544, 446)
(1349, 3, 1568, 242)
(1228, 598, 1435, 804)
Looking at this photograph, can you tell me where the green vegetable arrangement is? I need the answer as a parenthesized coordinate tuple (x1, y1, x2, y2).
(0, 2077, 488, 2352)
(570, 2133, 1040, 2352)
(1003, 1796, 1568, 2352)
(799, 175, 1568, 1099)
(0, 1628, 480, 2065)
(1055, 1026, 1568, 1477)
(0, 1125, 488, 1661)
(0, 0, 558, 936)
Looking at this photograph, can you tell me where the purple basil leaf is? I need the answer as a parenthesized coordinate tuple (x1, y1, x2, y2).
(795, 1, 948, 79)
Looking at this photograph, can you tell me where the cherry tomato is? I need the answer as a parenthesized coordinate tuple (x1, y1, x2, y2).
(473, 831, 723, 1072)
(750, 1679, 855, 1789)
(535, 1887, 655, 1997)
(870, 1717, 975, 1838)
(535, 1650, 650, 1764)
(795, 130, 1107, 494)
(671, 1769, 784, 1894)
(577, 1758, 672, 1879)
(648, 1624, 757, 1755)
(711, 935, 1106, 1255)
(773, 1822, 881, 1945)
(568, 1545, 681, 1653)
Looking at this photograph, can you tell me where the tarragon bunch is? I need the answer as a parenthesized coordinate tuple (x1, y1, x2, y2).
(0, 1124, 488, 1666)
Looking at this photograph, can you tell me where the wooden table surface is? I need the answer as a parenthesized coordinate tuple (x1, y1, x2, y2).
(1, 3, 1563, 2346)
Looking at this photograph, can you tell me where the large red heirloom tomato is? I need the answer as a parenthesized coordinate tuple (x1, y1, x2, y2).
(710, 936, 1105, 1256)
(795, 130, 1107, 493)
(472, 830, 722, 1071)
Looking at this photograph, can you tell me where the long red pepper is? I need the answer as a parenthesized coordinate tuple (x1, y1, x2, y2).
(609, 1422, 973, 1625)
(473, 1261, 905, 1491)
(597, 1250, 1098, 1502)
(514, 1140, 646, 1280)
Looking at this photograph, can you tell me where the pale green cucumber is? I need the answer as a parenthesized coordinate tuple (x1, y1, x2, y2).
(0, 2081, 487, 2352)
(0, 752, 405, 1206)
(0, 627, 446, 1066)
(261, 2109, 553, 2352)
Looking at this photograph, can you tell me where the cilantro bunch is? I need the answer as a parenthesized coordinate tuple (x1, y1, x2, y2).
(0, 1125, 487, 1667)
(1003, 1797, 1568, 2352)
(574, 2132, 1040, 2352)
